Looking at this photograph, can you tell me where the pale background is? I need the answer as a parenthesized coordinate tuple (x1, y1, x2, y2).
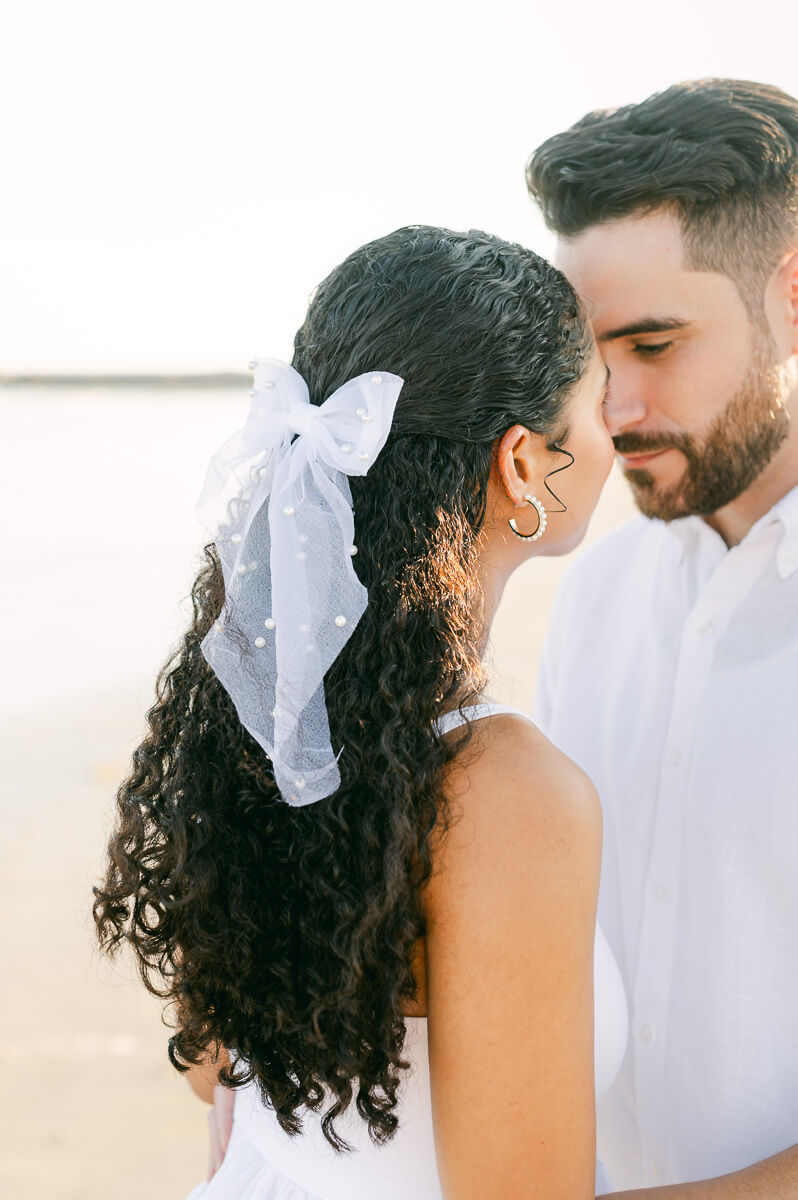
(0, 1, 794, 1196)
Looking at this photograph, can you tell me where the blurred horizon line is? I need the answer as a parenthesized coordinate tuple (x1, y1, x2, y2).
(0, 372, 248, 389)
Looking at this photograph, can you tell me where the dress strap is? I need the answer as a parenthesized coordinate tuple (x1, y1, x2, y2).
(433, 702, 532, 736)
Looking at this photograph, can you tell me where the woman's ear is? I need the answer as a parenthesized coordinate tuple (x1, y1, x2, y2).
(495, 425, 549, 507)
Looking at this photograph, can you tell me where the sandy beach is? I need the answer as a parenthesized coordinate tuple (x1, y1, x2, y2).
(0, 385, 636, 1199)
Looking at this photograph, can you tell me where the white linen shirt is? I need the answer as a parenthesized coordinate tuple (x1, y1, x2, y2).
(534, 484, 798, 1190)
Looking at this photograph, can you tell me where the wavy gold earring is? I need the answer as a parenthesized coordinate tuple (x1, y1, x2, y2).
(508, 494, 547, 542)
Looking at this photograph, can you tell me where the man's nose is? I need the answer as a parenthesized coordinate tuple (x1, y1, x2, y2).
(603, 377, 648, 439)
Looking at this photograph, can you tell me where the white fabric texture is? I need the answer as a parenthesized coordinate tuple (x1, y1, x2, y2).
(196, 360, 403, 805)
(183, 703, 628, 1198)
(534, 484, 798, 1190)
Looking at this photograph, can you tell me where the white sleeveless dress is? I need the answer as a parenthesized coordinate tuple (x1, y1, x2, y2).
(185, 704, 629, 1199)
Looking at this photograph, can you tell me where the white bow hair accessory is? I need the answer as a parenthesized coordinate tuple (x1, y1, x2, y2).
(195, 358, 404, 806)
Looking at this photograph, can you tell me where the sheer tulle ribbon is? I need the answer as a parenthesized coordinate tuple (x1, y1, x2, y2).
(195, 359, 403, 805)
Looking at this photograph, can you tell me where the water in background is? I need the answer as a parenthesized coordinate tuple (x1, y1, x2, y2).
(2, 385, 251, 718)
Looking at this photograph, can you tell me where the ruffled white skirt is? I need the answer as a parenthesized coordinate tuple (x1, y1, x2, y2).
(185, 1110, 323, 1200)
(184, 1018, 441, 1200)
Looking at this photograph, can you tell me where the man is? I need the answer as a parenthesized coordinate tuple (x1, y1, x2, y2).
(528, 79, 798, 1195)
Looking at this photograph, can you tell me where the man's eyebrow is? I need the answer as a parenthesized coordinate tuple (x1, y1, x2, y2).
(597, 317, 690, 343)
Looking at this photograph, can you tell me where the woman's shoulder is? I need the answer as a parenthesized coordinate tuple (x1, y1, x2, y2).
(425, 710, 602, 1198)
(428, 711, 602, 918)
(443, 709, 600, 842)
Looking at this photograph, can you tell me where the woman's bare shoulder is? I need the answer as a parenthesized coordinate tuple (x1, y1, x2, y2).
(441, 711, 601, 850)
(426, 711, 602, 925)
(424, 712, 601, 1196)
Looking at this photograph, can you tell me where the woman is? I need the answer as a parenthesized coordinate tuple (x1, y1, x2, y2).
(94, 225, 628, 1198)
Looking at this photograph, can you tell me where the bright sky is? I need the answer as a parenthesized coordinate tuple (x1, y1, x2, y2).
(2, 0, 796, 372)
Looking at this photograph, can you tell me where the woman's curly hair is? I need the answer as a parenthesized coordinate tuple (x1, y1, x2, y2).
(93, 225, 591, 1149)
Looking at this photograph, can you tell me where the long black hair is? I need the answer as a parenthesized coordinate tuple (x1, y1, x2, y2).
(93, 225, 591, 1149)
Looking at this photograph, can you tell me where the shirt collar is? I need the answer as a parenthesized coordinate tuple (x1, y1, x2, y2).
(773, 483, 798, 579)
(661, 481, 798, 578)
(664, 515, 724, 568)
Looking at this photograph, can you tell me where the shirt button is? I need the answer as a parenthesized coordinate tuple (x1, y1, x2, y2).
(653, 883, 670, 902)
(639, 1023, 657, 1046)
(698, 620, 715, 636)
(781, 548, 798, 574)
(667, 746, 682, 766)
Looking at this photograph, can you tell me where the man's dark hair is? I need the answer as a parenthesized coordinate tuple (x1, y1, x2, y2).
(526, 79, 798, 316)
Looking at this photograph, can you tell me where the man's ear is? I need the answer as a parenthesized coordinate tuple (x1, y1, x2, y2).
(789, 251, 798, 356)
(773, 248, 798, 356)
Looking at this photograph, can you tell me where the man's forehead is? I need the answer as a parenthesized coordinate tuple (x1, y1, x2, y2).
(552, 213, 741, 337)
(553, 210, 687, 285)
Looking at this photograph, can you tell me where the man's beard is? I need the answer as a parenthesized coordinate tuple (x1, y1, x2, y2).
(614, 354, 791, 522)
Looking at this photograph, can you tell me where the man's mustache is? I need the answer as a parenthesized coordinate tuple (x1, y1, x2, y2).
(613, 432, 692, 456)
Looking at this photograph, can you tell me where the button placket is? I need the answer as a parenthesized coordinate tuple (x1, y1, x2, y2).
(633, 619, 715, 1177)
(632, 530, 778, 1183)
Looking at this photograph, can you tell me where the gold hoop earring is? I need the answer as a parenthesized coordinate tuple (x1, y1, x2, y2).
(508, 494, 547, 542)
